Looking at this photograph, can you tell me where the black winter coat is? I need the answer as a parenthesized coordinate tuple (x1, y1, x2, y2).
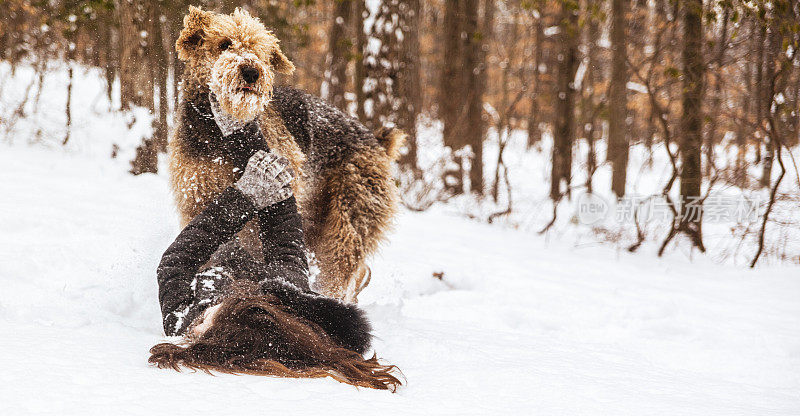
(156, 186, 371, 354)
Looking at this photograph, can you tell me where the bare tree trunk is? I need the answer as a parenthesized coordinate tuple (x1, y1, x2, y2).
(581, 1, 601, 194)
(754, 24, 765, 165)
(102, 24, 116, 106)
(527, 11, 544, 147)
(398, 0, 421, 170)
(677, 0, 705, 250)
(128, 0, 158, 175)
(550, 1, 579, 200)
(608, 0, 629, 197)
(440, 0, 464, 151)
(119, 0, 154, 110)
(760, 24, 782, 188)
(117, 0, 134, 110)
(363, 0, 421, 172)
(325, 0, 353, 112)
(152, 6, 169, 152)
(491, 9, 519, 201)
(736, 18, 756, 187)
(705, 7, 729, 177)
(792, 71, 800, 147)
(749, 2, 800, 267)
(167, 4, 184, 110)
(461, 0, 492, 195)
(63, 51, 73, 146)
(354, 0, 367, 122)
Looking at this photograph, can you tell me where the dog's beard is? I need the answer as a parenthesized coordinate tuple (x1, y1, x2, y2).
(209, 92, 245, 136)
(208, 51, 274, 123)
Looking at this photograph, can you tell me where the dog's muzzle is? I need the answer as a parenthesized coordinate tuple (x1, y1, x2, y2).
(208, 51, 274, 122)
(240, 66, 259, 84)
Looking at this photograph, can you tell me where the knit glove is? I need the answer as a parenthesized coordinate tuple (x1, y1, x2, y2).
(234, 150, 294, 209)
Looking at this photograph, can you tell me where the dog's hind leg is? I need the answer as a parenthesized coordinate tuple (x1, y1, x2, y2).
(308, 151, 398, 302)
(311, 209, 365, 302)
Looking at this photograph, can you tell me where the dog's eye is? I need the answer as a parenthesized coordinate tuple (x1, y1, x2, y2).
(219, 39, 232, 51)
(184, 32, 203, 47)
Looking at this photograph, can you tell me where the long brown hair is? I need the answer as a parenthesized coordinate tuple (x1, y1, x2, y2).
(149, 282, 402, 391)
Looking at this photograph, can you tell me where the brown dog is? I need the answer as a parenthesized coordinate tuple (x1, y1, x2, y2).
(168, 7, 404, 302)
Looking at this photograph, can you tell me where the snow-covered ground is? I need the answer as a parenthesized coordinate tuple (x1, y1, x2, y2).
(2, 61, 800, 414)
(1, 144, 799, 415)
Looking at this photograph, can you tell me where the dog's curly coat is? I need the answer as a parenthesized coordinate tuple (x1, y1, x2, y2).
(169, 7, 404, 301)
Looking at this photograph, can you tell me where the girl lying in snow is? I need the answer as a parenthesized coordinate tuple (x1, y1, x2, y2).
(149, 110, 401, 391)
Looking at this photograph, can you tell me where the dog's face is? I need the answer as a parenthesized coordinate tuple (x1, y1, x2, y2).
(176, 6, 295, 122)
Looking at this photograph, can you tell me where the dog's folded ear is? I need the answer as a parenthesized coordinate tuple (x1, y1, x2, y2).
(271, 49, 295, 75)
(176, 6, 212, 61)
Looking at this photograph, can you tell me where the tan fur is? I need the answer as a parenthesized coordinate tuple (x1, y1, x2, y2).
(257, 107, 306, 197)
(168, 106, 306, 259)
(176, 7, 294, 122)
(375, 127, 407, 161)
(170, 6, 305, 255)
(304, 147, 399, 301)
(170, 7, 401, 301)
(168, 142, 236, 224)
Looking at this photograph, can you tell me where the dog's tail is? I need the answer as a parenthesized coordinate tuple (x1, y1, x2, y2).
(374, 127, 407, 161)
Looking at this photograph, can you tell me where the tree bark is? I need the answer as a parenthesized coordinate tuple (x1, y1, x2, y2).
(760, 24, 782, 188)
(608, 0, 629, 197)
(461, 0, 492, 194)
(397, 0, 421, 170)
(550, 1, 579, 200)
(581, 1, 601, 193)
(363, 0, 421, 172)
(117, 0, 153, 110)
(735, 18, 756, 187)
(754, 24, 765, 165)
(326, 0, 354, 112)
(440, 0, 464, 150)
(678, 0, 704, 245)
(117, 0, 135, 110)
(354, 0, 367, 122)
(705, 7, 728, 177)
(527, 12, 544, 147)
(102, 23, 116, 106)
(152, 6, 169, 152)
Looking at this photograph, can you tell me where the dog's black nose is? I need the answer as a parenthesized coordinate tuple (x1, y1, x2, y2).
(240, 66, 259, 84)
